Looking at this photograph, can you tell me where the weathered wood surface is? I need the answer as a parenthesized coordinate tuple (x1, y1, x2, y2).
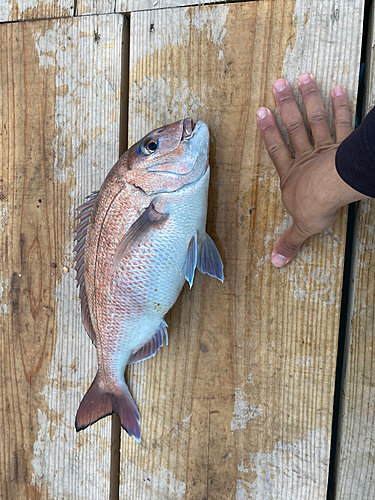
(0, 14, 124, 499)
(0, 0, 73, 23)
(335, 3, 375, 499)
(119, 1, 364, 499)
(76, 0, 240, 16)
(77, 0, 116, 16)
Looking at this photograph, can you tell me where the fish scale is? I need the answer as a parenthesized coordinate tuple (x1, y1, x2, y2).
(74, 118, 223, 442)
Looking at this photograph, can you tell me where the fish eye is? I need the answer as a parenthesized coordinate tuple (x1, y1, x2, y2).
(140, 138, 159, 155)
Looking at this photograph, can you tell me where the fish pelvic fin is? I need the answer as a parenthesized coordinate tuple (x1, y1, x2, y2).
(75, 372, 141, 442)
(129, 319, 168, 365)
(180, 231, 198, 288)
(181, 231, 224, 287)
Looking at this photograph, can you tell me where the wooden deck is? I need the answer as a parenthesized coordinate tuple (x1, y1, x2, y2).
(0, 1, 373, 499)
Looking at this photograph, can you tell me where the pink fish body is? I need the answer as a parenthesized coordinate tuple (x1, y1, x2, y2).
(74, 119, 223, 441)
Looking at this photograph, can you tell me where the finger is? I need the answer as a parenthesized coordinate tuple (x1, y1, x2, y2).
(298, 73, 333, 147)
(270, 222, 310, 267)
(331, 86, 353, 143)
(272, 78, 312, 156)
(256, 106, 293, 177)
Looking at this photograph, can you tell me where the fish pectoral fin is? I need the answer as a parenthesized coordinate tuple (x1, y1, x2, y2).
(128, 319, 168, 365)
(180, 231, 198, 288)
(197, 232, 224, 282)
(113, 199, 169, 269)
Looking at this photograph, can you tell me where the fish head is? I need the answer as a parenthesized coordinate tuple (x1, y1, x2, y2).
(125, 118, 209, 195)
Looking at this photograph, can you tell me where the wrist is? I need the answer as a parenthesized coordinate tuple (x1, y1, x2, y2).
(315, 153, 368, 213)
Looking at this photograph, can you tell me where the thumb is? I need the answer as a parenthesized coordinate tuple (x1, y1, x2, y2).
(271, 222, 310, 267)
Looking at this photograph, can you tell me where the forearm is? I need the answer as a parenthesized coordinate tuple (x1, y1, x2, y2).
(336, 107, 375, 198)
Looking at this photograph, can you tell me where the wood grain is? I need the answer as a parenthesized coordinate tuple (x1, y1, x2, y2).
(76, 0, 234, 16)
(0, 0, 73, 22)
(119, 1, 364, 499)
(335, 2, 375, 498)
(77, 0, 116, 16)
(0, 14, 124, 499)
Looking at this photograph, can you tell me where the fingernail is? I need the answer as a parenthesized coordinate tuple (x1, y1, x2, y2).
(332, 86, 344, 97)
(299, 72, 312, 85)
(273, 79, 286, 92)
(271, 253, 288, 267)
(256, 107, 268, 120)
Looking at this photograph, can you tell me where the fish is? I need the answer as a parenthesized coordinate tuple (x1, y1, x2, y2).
(74, 118, 223, 442)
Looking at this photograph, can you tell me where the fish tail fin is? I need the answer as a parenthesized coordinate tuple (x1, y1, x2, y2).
(75, 372, 141, 442)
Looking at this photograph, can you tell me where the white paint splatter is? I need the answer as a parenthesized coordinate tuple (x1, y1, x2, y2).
(31, 269, 111, 499)
(130, 6, 228, 71)
(122, 463, 186, 498)
(361, 200, 371, 214)
(263, 213, 292, 250)
(287, 264, 338, 306)
(0, 1, 11, 22)
(236, 428, 330, 499)
(182, 412, 192, 423)
(18, 0, 39, 13)
(231, 374, 262, 431)
(337, 406, 375, 498)
(31, 15, 123, 499)
(129, 75, 217, 143)
(0, 206, 7, 231)
(232, 389, 263, 431)
(0, 278, 9, 317)
(0, 0, 71, 20)
(283, 0, 363, 134)
(190, 6, 228, 45)
(263, 214, 342, 305)
(34, 17, 121, 185)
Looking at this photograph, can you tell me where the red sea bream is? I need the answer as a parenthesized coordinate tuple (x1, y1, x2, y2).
(74, 118, 223, 441)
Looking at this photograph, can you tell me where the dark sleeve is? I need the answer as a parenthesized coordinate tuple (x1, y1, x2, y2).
(335, 106, 375, 198)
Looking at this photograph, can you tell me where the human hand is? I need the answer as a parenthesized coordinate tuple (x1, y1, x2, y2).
(256, 73, 367, 267)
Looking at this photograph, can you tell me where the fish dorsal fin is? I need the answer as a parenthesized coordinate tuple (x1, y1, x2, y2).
(113, 199, 168, 269)
(197, 232, 224, 282)
(128, 320, 168, 365)
(74, 191, 99, 346)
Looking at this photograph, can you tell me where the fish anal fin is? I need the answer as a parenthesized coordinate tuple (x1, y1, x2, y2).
(74, 191, 99, 345)
(75, 372, 141, 442)
(113, 199, 168, 269)
(197, 232, 224, 282)
(128, 320, 168, 365)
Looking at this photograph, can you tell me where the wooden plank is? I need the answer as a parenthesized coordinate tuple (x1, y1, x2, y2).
(76, 0, 234, 16)
(77, 0, 116, 16)
(120, 1, 364, 499)
(0, 14, 124, 499)
(118, 0, 230, 12)
(0, 0, 73, 23)
(335, 2, 375, 498)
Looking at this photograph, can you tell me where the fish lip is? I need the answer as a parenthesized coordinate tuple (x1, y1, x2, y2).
(182, 118, 195, 140)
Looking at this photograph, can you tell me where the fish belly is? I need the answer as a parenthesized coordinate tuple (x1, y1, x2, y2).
(96, 168, 210, 383)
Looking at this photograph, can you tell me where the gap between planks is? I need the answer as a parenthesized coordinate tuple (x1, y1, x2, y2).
(330, 1, 375, 498)
(110, 13, 130, 500)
